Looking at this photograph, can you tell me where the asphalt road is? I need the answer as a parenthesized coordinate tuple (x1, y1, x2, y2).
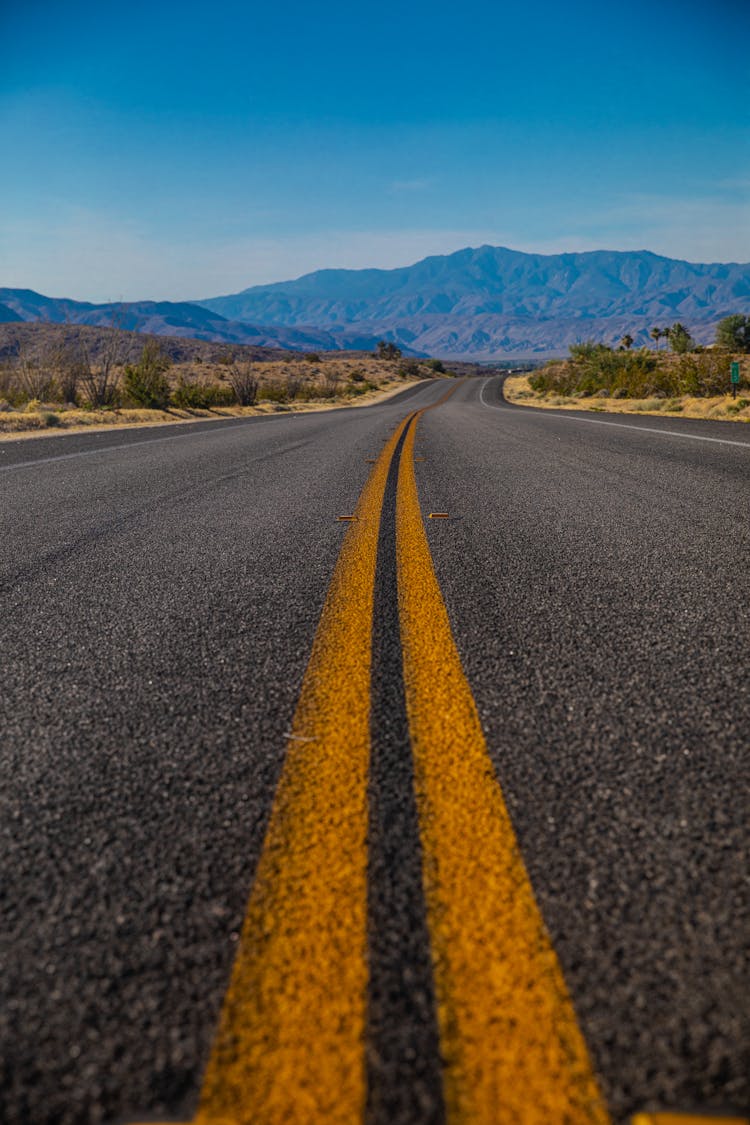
(1, 378, 748, 1124)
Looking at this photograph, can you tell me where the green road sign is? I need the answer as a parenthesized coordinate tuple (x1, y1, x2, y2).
(731, 361, 740, 384)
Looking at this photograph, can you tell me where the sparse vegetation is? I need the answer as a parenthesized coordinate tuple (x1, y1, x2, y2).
(398, 359, 421, 377)
(227, 360, 259, 406)
(529, 341, 738, 400)
(171, 378, 235, 408)
(123, 342, 172, 409)
(0, 323, 446, 435)
(506, 339, 749, 423)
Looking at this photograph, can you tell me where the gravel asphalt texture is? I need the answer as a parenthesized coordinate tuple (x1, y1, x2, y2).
(1, 377, 748, 1123)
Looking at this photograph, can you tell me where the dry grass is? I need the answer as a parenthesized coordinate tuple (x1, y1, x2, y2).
(503, 375, 750, 423)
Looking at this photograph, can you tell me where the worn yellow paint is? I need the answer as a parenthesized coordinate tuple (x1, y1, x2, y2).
(181, 411, 415, 1125)
(632, 1116, 749, 1125)
(396, 411, 611, 1124)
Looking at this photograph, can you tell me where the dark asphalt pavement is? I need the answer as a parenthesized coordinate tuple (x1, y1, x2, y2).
(1, 378, 748, 1123)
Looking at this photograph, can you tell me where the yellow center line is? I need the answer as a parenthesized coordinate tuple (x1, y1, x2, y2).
(396, 410, 612, 1123)
(177, 410, 415, 1125)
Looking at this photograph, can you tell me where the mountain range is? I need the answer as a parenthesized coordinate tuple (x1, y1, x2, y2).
(4, 246, 749, 359)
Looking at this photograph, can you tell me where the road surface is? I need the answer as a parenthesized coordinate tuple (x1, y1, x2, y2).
(1, 377, 748, 1124)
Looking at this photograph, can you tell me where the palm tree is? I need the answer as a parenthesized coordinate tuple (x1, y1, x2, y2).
(650, 326, 662, 351)
(620, 334, 634, 350)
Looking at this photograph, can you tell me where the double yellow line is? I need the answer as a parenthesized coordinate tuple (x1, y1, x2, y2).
(169, 391, 611, 1124)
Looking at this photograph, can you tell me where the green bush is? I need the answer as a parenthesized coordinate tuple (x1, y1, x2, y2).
(398, 359, 421, 377)
(529, 343, 731, 400)
(123, 343, 171, 409)
(258, 383, 288, 403)
(171, 378, 234, 408)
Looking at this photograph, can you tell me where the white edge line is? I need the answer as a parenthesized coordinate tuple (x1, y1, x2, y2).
(480, 378, 750, 450)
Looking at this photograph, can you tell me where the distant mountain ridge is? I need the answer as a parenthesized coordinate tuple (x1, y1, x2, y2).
(5, 246, 749, 359)
(0, 289, 379, 353)
(197, 246, 750, 358)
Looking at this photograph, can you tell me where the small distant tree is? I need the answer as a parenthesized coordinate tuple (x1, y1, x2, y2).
(227, 360, 259, 405)
(123, 342, 171, 408)
(375, 340, 402, 360)
(650, 326, 662, 351)
(715, 314, 750, 353)
(667, 322, 695, 354)
(427, 358, 445, 372)
(620, 334, 634, 351)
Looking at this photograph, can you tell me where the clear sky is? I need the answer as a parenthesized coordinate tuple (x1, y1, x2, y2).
(2, 0, 749, 301)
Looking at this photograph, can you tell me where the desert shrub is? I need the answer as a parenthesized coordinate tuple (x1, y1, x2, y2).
(0, 363, 25, 406)
(258, 383, 287, 403)
(227, 361, 259, 406)
(398, 359, 421, 377)
(323, 369, 341, 394)
(18, 354, 55, 401)
(529, 344, 691, 399)
(350, 369, 365, 383)
(78, 324, 125, 407)
(40, 410, 61, 427)
(303, 352, 320, 363)
(671, 352, 732, 396)
(123, 343, 171, 409)
(171, 378, 234, 408)
(427, 358, 445, 372)
(286, 374, 305, 400)
(53, 342, 90, 405)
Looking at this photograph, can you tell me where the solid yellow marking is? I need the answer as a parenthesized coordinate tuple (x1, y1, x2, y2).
(632, 1116, 749, 1125)
(396, 413, 611, 1124)
(179, 412, 415, 1125)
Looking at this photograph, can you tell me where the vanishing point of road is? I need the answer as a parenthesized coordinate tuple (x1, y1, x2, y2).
(1, 377, 748, 1125)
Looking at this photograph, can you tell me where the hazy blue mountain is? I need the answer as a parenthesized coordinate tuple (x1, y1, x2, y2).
(6, 246, 749, 359)
(197, 246, 750, 357)
(0, 289, 367, 351)
(0, 302, 23, 323)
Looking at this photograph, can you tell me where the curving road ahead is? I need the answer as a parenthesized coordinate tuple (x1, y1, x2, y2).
(1, 377, 748, 1125)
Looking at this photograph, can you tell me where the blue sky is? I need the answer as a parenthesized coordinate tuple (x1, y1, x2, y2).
(2, 0, 749, 300)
